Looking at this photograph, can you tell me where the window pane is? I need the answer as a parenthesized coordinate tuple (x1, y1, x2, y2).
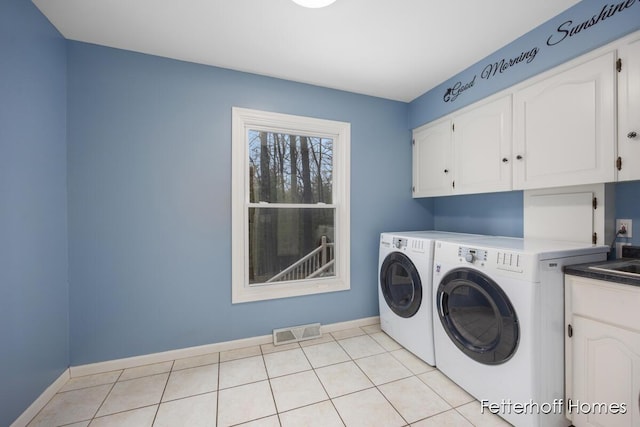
(248, 207, 335, 284)
(248, 131, 333, 204)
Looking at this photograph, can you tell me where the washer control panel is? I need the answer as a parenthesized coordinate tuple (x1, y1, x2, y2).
(393, 237, 407, 250)
(458, 247, 488, 264)
(457, 247, 525, 273)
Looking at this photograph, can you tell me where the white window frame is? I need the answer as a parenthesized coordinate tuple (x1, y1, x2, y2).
(231, 107, 351, 303)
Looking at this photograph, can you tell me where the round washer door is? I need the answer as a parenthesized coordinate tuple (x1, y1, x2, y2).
(436, 268, 519, 365)
(379, 252, 422, 318)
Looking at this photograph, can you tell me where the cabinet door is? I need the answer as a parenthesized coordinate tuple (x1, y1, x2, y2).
(618, 34, 640, 181)
(412, 119, 452, 197)
(453, 95, 512, 195)
(571, 315, 640, 427)
(513, 51, 616, 190)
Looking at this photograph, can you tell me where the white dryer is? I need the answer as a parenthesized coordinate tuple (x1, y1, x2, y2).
(378, 231, 479, 366)
(432, 236, 608, 427)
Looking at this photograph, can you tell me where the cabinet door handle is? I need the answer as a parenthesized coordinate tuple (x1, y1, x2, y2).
(628, 131, 638, 139)
(516, 155, 524, 160)
(444, 169, 449, 174)
(502, 158, 509, 163)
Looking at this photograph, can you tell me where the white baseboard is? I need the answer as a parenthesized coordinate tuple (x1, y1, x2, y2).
(319, 316, 379, 333)
(70, 334, 274, 378)
(11, 368, 70, 427)
(12, 316, 380, 425)
(70, 316, 379, 378)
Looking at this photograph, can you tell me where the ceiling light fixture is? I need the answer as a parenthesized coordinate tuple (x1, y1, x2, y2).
(291, 0, 337, 8)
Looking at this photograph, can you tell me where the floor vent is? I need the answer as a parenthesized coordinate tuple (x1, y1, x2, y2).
(273, 323, 321, 346)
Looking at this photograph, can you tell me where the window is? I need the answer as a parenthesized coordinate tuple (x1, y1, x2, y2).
(231, 107, 350, 303)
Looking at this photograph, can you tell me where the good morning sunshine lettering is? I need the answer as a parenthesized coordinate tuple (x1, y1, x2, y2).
(442, 0, 638, 103)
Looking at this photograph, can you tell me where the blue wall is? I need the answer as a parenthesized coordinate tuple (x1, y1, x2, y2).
(4, 1, 640, 421)
(434, 191, 524, 237)
(615, 182, 640, 246)
(66, 42, 433, 365)
(0, 1, 68, 425)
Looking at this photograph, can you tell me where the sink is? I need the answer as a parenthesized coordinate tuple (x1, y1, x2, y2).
(589, 259, 640, 277)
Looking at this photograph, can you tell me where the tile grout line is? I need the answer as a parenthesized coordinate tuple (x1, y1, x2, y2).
(311, 327, 414, 426)
(275, 330, 391, 424)
(87, 369, 125, 424)
(261, 330, 370, 425)
(454, 404, 481, 427)
(216, 357, 220, 427)
(89, 369, 175, 424)
(149, 359, 174, 426)
(259, 342, 282, 427)
(344, 330, 411, 427)
(340, 328, 470, 426)
(300, 335, 348, 427)
(260, 346, 282, 427)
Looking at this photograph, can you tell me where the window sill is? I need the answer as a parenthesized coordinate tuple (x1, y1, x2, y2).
(232, 277, 350, 304)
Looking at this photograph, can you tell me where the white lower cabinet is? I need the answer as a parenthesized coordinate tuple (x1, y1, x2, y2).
(565, 275, 640, 427)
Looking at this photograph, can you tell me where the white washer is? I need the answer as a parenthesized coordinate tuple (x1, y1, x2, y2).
(378, 231, 480, 365)
(432, 236, 608, 427)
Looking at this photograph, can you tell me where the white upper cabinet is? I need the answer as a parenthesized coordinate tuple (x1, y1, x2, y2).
(412, 95, 512, 198)
(412, 119, 452, 197)
(453, 95, 512, 195)
(618, 33, 640, 181)
(513, 51, 617, 190)
(412, 30, 640, 198)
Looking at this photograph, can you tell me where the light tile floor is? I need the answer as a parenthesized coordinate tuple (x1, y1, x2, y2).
(27, 324, 511, 427)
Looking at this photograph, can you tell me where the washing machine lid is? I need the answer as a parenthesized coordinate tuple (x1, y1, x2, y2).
(436, 267, 519, 365)
(382, 231, 481, 241)
(450, 236, 609, 260)
(380, 251, 422, 318)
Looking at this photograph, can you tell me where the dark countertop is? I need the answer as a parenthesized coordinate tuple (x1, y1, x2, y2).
(564, 260, 640, 288)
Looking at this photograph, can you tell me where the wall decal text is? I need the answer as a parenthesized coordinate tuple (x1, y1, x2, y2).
(443, 75, 476, 102)
(442, 0, 638, 103)
(480, 47, 539, 80)
(547, 0, 637, 46)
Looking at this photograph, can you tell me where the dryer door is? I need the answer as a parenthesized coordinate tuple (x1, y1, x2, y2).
(436, 268, 519, 365)
(379, 252, 422, 318)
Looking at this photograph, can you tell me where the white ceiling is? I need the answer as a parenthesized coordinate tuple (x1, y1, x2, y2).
(33, 0, 581, 102)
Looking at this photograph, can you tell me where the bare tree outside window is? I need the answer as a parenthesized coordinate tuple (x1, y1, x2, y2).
(248, 131, 335, 284)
